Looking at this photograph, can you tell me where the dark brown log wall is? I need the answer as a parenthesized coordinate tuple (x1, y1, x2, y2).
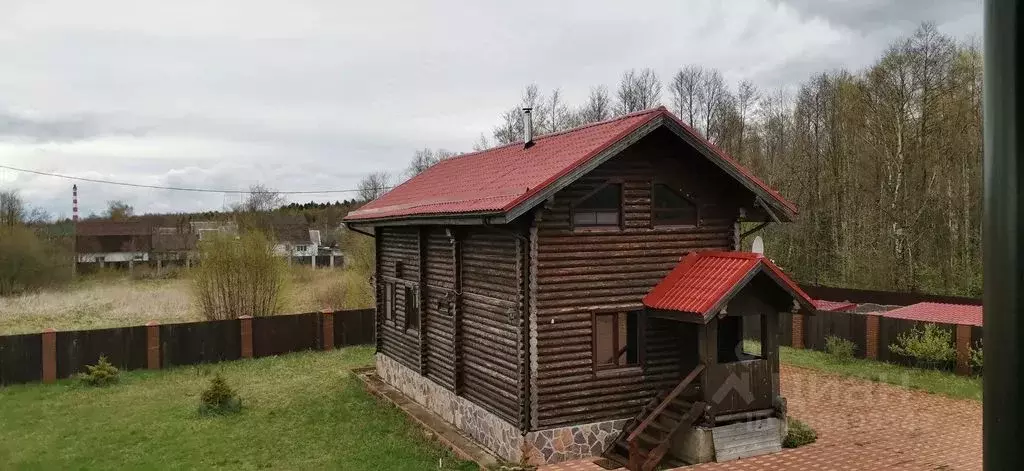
(423, 228, 456, 390)
(377, 227, 422, 371)
(375, 225, 528, 428)
(532, 130, 742, 428)
(460, 228, 525, 426)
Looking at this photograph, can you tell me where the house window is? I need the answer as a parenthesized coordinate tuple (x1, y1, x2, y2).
(593, 311, 642, 369)
(294, 245, 307, 252)
(572, 183, 622, 229)
(394, 260, 405, 278)
(384, 283, 395, 323)
(652, 183, 698, 226)
(404, 286, 420, 331)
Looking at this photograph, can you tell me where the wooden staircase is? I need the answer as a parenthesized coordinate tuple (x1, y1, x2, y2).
(604, 365, 707, 471)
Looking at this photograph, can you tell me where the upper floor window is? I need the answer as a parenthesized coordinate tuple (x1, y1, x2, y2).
(593, 310, 642, 370)
(652, 183, 698, 226)
(572, 183, 622, 229)
(384, 282, 395, 323)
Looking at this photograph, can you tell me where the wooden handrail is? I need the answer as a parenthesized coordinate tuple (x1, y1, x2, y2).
(627, 363, 705, 444)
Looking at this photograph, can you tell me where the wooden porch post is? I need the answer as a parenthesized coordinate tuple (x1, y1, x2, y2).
(699, 317, 718, 419)
(763, 312, 780, 399)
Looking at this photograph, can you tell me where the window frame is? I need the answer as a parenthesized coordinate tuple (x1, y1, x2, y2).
(384, 282, 395, 324)
(570, 180, 624, 232)
(650, 182, 700, 228)
(592, 310, 644, 373)
(404, 285, 420, 333)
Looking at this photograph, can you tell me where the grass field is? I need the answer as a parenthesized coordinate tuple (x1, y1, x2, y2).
(0, 267, 373, 335)
(0, 346, 475, 470)
(774, 343, 982, 401)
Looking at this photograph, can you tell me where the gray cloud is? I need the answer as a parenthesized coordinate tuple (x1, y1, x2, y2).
(0, 0, 981, 218)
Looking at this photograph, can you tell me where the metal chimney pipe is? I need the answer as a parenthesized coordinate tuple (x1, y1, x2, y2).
(522, 107, 533, 147)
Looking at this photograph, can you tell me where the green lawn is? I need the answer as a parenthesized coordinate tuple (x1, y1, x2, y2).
(0, 346, 475, 470)
(776, 344, 982, 401)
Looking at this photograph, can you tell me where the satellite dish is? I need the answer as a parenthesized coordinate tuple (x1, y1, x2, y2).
(751, 235, 765, 254)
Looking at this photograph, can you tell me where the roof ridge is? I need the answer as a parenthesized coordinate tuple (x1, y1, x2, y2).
(435, 106, 667, 164)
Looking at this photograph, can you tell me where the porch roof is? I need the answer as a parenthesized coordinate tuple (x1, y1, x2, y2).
(642, 251, 815, 321)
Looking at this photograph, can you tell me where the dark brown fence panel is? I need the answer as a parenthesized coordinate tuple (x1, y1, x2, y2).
(0, 333, 43, 386)
(799, 311, 867, 357)
(971, 326, 983, 347)
(252, 313, 320, 357)
(56, 327, 147, 378)
(799, 284, 981, 306)
(849, 314, 868, 358)
(334, 309, 375, 347)
(160, 319, 241, 367)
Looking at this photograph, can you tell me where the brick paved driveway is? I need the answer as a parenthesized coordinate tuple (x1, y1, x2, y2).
(541, 364, 982, 471)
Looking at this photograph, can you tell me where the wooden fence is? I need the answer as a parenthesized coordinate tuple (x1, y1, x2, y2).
(0, 309, 374, 387)
(745, 310, 982, 375)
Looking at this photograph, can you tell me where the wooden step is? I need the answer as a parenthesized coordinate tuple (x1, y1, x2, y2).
(712, 418, 782, 462)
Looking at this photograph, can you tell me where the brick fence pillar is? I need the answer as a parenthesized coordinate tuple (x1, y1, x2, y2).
(955, 324, 972, 375)
(865, 314, 881, 360)
(321, 310, 335, 350)
(239, 316, 253, 359)
(791, 314, 804, 349)
(41, 328, 57, 384)
(145, 321, 161, 369)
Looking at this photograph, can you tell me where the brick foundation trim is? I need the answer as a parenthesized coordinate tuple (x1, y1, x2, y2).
(146, 321, 160, 369)
(239, 316, 253, 358)
(865, 314, 881, 360)
(41, 329, 56, 384)
(955, 324, 972, 375)
(792, 314, 804, 349)
(321, 310, 335, 350)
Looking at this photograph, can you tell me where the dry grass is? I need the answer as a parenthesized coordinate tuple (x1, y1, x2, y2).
(0, 267, 374, 335)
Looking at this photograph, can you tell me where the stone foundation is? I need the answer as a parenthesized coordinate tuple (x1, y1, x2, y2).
(521, 419, 629, 464)
(376, 354, 523, 461)
(375, 353, 627, 465)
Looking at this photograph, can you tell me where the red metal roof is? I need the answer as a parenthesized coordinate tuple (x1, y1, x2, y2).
(643, 251, 814, 320)
(345, 107, 796, 222)
(813, 300, 857, 312)
(881, 302, 982, 327)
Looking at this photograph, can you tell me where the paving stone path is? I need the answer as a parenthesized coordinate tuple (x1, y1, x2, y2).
(541, 364, 982, 471)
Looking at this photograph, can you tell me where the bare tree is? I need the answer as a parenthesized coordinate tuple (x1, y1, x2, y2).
(579, 85, 613, 123)
(407, 148, 457, 176)
(615, 68, 662, 114)
(670, 66, 705, 127)
(357, 171, 392, 202)
(240, 184, 285, 213)
(472, 133, 491, 151)
(105, 200, 134, 220)
(492, 107, 521, 145)
(0, 190, 25, 227)
(697, 69, 729, 141)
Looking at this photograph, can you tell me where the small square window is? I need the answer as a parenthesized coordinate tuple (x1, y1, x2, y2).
(572, 183, 622, 229)
(394, 260, 405, 278)
(594, 311, 642, 369)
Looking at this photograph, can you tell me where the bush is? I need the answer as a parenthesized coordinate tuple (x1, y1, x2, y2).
(192, 231, 287, 320)
(824, 335, 856, 362)
(199, 373, 242, 415)
(970, 340, 983, 371)
(782, 418, 817, 448)
(0, 225, 71, 296)
(889, 323, 956, 368)
(79, 355, 120, 386)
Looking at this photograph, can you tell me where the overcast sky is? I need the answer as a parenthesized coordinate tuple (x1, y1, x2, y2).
(0, 0, 981, 218)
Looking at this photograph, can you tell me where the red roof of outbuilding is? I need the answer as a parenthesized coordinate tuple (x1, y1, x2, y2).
(880, 302, 982, 327)
(813, 300, 857, 312)
(345, 107, 796, 223)
(643, 251, 814, 321)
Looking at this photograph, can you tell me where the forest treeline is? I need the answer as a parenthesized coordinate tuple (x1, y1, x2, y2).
(373, 23, 982, 296)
